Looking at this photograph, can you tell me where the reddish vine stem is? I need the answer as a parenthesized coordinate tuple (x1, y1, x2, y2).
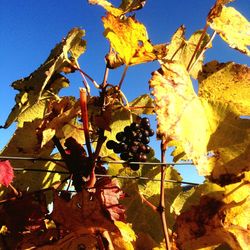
(79, 88, 93, 159)
(186, 23, 209, 72)
(73, 65, 100, 91)
(159, 142, 171, 250)
(102, 46, 111, 88)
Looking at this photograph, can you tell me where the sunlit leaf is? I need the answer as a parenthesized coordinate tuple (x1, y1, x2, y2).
(208, 6, 250, 56)
(102, 13, 167, 65)
(162, 26, 211, 79)
(3, 29, 85, 128)
(150, 60, 250, 181)
(121, 166, 182, 244)
(174, 177, 250, 249)
(150, 61, 210, 173)
(113, 221, 136, 249)
(198, 61, 250, 116)
(0, 121, 66, 198)
(129, 94, 155, 115)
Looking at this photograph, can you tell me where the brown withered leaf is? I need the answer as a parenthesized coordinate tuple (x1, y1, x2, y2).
(207, 0, 234, 22)
(51, 189, 119, 233)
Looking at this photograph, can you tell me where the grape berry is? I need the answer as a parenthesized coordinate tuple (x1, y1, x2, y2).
(106, 117, 154, 171)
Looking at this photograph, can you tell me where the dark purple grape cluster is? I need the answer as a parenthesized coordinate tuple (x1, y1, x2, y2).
(106, 117, 154, 171)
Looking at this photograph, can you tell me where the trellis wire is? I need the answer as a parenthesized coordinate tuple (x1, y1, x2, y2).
(1, 155, 199, 186)
(12, 168, 198, 186)
(0, 155, 194, 166)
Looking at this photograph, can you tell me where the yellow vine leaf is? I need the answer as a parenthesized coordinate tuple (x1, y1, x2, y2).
(174, 177, 250, 249)
(207, 118, 250, 183)
(198, 61, 250, 116)
(0, 120, 66, 198)
(102, 13, 167, 65)
(161, 26, 211, 79)
(150, 61, 210, 173)
(112, 221, 136, 249)
(121, 166, 182, 244)
(208, 6, 250, 56)
(150, 61, 250, 180)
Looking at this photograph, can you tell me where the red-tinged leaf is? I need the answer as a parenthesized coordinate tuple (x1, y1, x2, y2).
(0, 192, 48, 249)
(51, 189, 119, 233)
(96, 177, 126, 221)
(0, 160, 14, 187)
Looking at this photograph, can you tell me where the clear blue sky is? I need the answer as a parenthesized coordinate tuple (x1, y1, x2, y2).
(0, 0, 249, 183)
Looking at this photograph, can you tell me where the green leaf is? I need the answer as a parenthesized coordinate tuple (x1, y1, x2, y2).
(3, 28, 85, 128)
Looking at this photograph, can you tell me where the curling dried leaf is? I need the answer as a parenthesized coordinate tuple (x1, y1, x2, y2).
(3, 29, 85, 128)
(51, 189, 118, 233)
(198, 61, 250, 116)
(88, 0, 123, 16)
(119, 0, 146, 13)
(41, 97, 81, 146)
(105, 49, 125, 68)
(162, 26, 211, 79)
(174, 178, 250, 249)
(88, 0, 146, 16)
(150, 61, 210, 173)
(207, 0, 234, 22)
(208, 6, 250, 56)
(102, 13, 167, 65)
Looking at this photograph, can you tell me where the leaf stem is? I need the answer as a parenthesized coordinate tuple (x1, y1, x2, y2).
(187, 23, 209, 72)
(188, 31, 216, 73)
(118, 65, 129, 89)
(73, 64, 100, 91)
(159, 142, 171, 250)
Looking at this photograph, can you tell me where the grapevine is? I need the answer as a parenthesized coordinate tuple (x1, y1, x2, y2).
(0, 1, 250, 249)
